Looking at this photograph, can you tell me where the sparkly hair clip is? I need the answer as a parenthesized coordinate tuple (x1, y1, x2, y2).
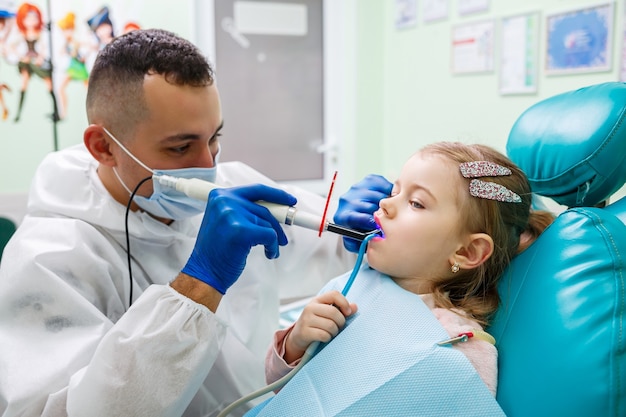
(459, 161, 522, 203)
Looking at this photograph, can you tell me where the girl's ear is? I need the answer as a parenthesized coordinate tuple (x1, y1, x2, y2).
(84, 124, 116, 167)
(452, 233, 494, 270)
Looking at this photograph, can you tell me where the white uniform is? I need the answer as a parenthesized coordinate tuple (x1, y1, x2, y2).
(0, 144, 354, 417)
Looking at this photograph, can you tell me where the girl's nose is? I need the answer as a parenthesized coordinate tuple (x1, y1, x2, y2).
(378, 196, 395, 217)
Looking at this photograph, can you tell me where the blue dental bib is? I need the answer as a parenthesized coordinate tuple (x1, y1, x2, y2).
(246, 267, 505, 416)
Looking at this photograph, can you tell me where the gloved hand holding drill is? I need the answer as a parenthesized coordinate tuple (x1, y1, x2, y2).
(182, 184, 296, 294)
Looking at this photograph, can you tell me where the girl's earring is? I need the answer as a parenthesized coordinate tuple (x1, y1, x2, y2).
(451, 262, 460, 274)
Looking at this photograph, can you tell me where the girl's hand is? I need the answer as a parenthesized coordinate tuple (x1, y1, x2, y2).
(284, 291, 358, 363)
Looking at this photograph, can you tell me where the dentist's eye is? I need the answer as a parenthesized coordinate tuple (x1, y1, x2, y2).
(209, 132, 222, 145)
(170, 144, 191, 154)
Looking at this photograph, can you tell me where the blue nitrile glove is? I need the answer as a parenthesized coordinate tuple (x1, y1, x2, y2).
(333, 174, 393, 253)
(182, 184, 297, 294)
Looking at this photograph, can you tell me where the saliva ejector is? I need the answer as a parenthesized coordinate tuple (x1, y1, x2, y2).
(154, 174, 378, 241)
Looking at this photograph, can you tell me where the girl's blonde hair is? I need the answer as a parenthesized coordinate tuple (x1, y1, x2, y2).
(421, 142, 554, 325)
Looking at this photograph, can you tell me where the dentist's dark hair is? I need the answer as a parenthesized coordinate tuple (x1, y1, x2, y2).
(86, 29, 215, 140)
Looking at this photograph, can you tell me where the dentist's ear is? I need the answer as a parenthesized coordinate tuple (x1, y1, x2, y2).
(453, 233, 494, 270)
(84, 124, 116, 166)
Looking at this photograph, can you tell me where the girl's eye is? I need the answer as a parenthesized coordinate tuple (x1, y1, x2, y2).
(410, 200, 424, 209)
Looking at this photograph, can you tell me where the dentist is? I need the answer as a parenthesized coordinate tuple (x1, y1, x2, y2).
(0, 29, 392, 417)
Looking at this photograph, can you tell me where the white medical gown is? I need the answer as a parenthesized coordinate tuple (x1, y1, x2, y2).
(0, 144, 353, 417)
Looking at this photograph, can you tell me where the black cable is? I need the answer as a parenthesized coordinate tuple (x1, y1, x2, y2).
(125, 176, 152, 308)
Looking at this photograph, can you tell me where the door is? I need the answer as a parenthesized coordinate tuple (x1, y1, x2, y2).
(211, 0, 324, 183)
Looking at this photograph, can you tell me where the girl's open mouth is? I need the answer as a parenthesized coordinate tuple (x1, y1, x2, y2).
(373, 214, 385, 240)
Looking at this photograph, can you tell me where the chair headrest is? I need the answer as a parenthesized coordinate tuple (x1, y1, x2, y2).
(506, 82, 626, 207)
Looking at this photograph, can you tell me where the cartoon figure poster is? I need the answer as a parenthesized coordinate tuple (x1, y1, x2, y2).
(0, 0, 143, 127)
(0, 0, 193, 198)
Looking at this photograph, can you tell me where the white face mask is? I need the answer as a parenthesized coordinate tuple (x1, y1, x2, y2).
(104, 127, 220, 220)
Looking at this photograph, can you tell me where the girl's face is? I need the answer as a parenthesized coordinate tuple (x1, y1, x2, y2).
(367, 152, 468, 292)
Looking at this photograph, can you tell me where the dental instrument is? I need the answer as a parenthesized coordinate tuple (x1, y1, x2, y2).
(154, 174, 378, 241)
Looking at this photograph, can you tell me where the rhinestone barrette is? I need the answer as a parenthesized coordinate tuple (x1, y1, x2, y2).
(459, 161, 522, 203)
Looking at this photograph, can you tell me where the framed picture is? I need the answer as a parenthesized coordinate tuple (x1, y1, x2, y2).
(546, 2, 614, 75)
(458, 0, 489, 16)
(620, 0, 626, 81)
(499, 12, 540, 95)
(395, 0, 417, 30)
(423, 0, 448, 23)
(451, 19, 495, 74)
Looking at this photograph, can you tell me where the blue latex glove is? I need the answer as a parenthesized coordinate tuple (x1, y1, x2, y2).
(333, 174, 393, 252)
(182, 184, 297, 294)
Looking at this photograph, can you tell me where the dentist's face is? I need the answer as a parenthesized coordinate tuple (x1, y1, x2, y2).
(110, 73, 222, 199)
(367, 153, 467, 291)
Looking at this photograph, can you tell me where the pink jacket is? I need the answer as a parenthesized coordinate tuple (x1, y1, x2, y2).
(265, 293, 498, 396)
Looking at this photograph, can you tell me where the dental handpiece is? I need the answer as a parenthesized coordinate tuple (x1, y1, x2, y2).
(154, 175, 377, 241)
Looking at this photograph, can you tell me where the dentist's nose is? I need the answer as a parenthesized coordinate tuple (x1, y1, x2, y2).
(197, 145, 217, 168)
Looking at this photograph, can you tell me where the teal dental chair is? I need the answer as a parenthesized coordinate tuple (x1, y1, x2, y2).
(489, 82, 626, 417)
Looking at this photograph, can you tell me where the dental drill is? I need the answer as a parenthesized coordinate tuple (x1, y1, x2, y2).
(154, 174, 378, 241)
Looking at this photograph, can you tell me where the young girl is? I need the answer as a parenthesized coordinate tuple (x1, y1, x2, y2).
(261, 142, 553, 412)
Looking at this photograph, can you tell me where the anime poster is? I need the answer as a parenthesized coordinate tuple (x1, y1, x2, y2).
(0, 0, 192, 196)
(0, 1, 142, 125)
